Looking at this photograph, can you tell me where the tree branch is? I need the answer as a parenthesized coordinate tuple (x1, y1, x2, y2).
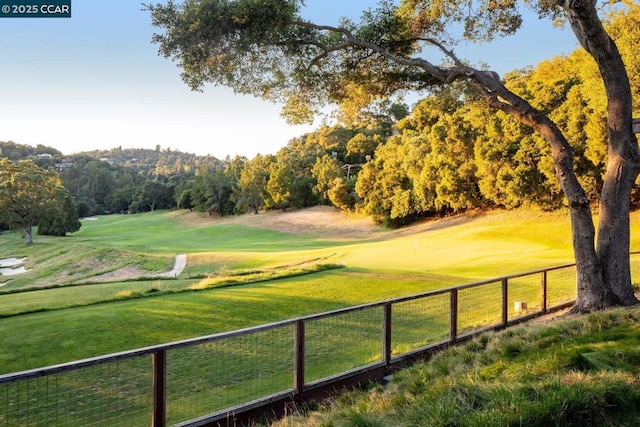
(293, 20, 451, 82)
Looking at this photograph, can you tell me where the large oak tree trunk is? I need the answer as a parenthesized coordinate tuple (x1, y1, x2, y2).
(563, 0, 640, 311)
(596, 151, 639, 306)
(569, 202, 614, 311)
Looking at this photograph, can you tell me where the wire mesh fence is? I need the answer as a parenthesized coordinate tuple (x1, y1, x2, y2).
(508, 273, 544, 319)
(165, 325, 295, 425)
(304, 306, 384, 384)
(457, 281, 503, 334)
(391, 292, 450, 354)
(0, 260, 586, 426)
(631, 253, 640, 285)
(0, 355, 152, 427)
(547, 265, 577, 307)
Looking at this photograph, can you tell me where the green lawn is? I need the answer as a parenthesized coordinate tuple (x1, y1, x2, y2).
(0, 208, 639, 374)
(78, 215, 336, 253)
(0, 269, 467, 373)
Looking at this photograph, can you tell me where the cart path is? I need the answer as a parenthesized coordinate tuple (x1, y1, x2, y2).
(155, 254, 187, 278)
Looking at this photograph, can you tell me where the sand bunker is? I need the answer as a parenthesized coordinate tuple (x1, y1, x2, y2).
(0, 257, 27, 267)
(0, 257, 29, 277)
(0, 266, 29, 276)
(78, 254, 187, 283)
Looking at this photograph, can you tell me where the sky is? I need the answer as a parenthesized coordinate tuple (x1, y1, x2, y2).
(0, 1, 581, 159)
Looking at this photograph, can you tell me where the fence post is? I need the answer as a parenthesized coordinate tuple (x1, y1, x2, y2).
(383, 303, 392, 369)
(152, 349, 166, 427)
(294, 320, 305, 397)
(450, 289, 458, 344)
(502, 278, 509, 326)
(541, 270, 548, 313)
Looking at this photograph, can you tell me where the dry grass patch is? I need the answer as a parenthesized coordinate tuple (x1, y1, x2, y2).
(113, 289, 137, 298)
(170, 206, 380, 239)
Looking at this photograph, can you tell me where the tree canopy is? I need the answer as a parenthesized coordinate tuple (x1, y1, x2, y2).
(147, 0, 640, 312)
(0, 159, 80, 244)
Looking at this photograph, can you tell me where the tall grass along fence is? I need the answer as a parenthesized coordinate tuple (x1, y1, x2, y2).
(3, 255, 640, 426)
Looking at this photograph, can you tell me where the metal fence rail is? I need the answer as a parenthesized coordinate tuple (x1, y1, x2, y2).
(1, 255, 637, 426)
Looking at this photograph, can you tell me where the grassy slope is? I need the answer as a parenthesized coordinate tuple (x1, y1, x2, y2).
(0, 208, 638, 374)
(272, 307, 640, 427)
(339, 210, 576, 277)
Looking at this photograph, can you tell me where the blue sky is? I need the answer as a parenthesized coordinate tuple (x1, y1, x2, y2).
(0, 1, 579, 159)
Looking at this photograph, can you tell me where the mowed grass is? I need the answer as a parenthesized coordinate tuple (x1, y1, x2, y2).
(0, 270, 467, 373)
(0, 208, 639, 374)
(71, 210, 348, 253)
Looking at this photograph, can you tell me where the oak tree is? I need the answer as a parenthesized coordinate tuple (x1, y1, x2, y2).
(233, 154, 272, 214)
(0, 159, 79, 244)
(37, 189, 81, 237)
(147, 0, 639, 312)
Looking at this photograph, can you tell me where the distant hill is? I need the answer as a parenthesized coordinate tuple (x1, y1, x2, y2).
(0, 141, 236, 217)
(72, 146, 226, 176)
(0, 141, 226, 177)
(0, 141, 62, 161)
